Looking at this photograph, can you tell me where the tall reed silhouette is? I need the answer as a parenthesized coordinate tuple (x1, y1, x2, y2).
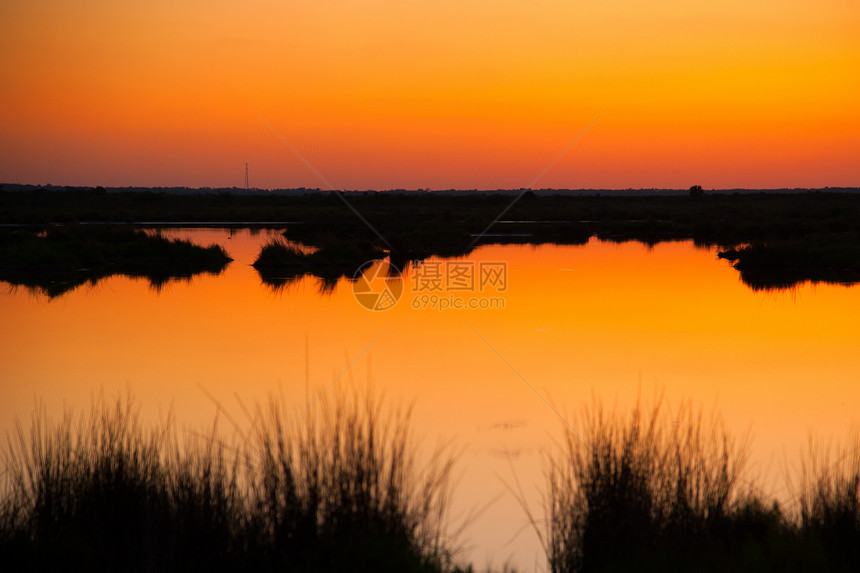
(542, 396, 796, 572)
(3, 391, 859, 571)
(792, 432, 860, 570)
(0, 389, 460, 572)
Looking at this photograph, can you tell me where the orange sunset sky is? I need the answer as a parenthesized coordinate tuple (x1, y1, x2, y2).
(1, 1, 858, 190)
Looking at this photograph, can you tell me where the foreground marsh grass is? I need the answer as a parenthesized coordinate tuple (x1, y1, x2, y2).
(793, 433, 860, 570)
(542, 398, 860, 572)
(245, 390, 459, 572)
(2, 391, 859, 571)
(0, 391, 461, 572)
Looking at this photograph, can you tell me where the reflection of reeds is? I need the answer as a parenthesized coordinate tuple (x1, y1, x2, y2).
(0, 390, 460, 572)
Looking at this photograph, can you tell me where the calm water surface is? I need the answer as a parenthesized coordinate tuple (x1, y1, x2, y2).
(2, 228, 859, 570)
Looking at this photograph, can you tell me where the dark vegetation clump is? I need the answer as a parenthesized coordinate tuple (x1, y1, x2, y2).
(0, 227, 232, 297)
(718, 242, 860, 291)
(251, 236, 386, 292)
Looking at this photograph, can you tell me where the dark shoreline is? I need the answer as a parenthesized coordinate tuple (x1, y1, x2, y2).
(2, 189, 860, 292)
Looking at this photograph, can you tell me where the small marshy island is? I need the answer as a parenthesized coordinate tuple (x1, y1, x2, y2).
(0, 225, 232, 297)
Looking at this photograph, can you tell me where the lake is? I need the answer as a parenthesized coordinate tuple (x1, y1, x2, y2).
(2, 227, 858, 570)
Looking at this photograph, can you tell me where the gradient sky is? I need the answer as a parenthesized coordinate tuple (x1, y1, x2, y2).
(2, 1, 858, 189)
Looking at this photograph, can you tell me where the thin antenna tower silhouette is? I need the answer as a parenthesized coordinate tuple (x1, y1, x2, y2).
(244, 163, 249, 190)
